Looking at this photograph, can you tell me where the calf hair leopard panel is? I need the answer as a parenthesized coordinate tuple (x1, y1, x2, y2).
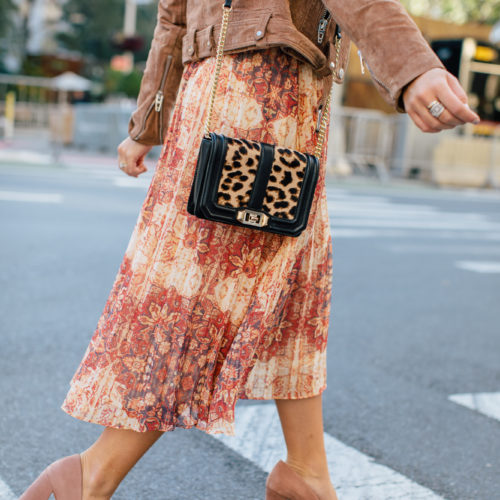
(217, 138, 261, 208)
(262, 147, 307, 220)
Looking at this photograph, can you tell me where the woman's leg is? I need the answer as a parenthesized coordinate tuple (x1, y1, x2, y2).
(275, 394, 338, 500)
(80, 427, 164, 500)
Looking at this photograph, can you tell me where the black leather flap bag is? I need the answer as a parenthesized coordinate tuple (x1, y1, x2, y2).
(188, 133, 319, 237)
(187, 0, 340, 237)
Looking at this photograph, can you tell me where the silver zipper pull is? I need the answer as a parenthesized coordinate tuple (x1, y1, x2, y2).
(316, 105, 323, 132)
(154, 90, 164, 112)
(357, 50, 366, 75)
(317, 9, 331, 44)
(317, 19, 328, 44)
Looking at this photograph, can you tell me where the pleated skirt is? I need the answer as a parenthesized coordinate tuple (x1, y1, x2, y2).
(61, 47, 333, 436)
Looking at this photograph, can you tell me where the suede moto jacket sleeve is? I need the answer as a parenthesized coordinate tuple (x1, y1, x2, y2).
(129, 0, 444, 146)
(128, 0, 187, 145)
(322, 0, 444, 111)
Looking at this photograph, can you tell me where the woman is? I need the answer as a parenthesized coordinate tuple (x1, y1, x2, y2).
(20, 0, 480, 499)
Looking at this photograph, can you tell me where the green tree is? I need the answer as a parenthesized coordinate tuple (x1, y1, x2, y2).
(401, 0, 500, 24)
(0, 0, 33, 72)
(57, 0, 157, 68)
(0, 0, 16, 39)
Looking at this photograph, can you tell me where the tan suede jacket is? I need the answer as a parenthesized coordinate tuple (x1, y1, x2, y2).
(129, 0, 445, 145)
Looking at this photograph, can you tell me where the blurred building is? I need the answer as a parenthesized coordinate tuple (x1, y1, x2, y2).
(344, 15, 494, 113)
(26, 0, 63, 54)
(2, 0, 64, 73)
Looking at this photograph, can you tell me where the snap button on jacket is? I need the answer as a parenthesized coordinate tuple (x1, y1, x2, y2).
(129, 0, 445, 146)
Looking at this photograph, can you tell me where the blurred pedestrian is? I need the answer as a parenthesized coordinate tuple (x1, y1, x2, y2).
(20, 1, 479, 499)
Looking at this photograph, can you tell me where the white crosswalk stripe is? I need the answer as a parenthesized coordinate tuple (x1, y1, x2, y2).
(214, 404, 445, 500)
(326, 189, 500, 240)
(0, 190, 63, 203)
(0, 479, 16, 500)
(455, 261, 500, 273)
(113, 177, 152, 188)
(449, 392, 500, 422)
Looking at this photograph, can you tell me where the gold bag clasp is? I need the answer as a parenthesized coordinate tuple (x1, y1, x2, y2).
(237, 209, 269, 227)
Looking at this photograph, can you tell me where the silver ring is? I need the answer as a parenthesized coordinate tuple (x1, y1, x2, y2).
(119, 162, 127, 170)
(427, 100, 445, 119)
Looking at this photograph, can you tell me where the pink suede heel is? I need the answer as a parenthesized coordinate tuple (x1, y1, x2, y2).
(265, 460, 320, 500)
(19, 454, 83, 500)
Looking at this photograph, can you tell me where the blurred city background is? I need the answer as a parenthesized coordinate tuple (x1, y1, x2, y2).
(0, 0, 499, 184)
(1, 2, 499, 500)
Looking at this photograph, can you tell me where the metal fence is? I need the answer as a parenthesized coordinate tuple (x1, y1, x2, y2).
(327, 106, 401, 180)
(0, 100, 53, 129)
(1, 99, 498, 187)
(0, 101, 135, 151)
(71, 103, 135, 152)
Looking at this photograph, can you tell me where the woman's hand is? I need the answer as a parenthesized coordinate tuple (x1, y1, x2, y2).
(402, 68, 480, 133)
(117, 137, 153, 177)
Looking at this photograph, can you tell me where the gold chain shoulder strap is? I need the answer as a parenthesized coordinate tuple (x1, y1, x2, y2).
(203, 2, 341, 160)
(315, 28, 341, 158)
(203, 3, 233, 137)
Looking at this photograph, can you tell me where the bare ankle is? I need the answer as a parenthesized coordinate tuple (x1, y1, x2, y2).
(285, 456, 330, 481)
(80, 451, 117, 500)
(82, 494, 111, 500)
(284, 457, 338, 500)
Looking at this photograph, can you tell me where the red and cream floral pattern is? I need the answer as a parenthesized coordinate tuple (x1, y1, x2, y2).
(61, 48, 333, 436)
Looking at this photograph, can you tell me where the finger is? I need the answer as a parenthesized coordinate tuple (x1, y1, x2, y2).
(414, 103, 454, 132)
(137, 159, 148, 171)
(127, 155, 148, 172)
(130, 164, 147, 177)
(118, 158, 140, 177)
(406, 94, 445, 131)
(118, 159, 129, 174)
(435, 83, 480, 124)
(446, 73, 467, 103)
(418, 104, 454, 131)
(408, 109, 440, 133)
(435, 107, 463, 127)
(414, 91, 459, 129)
(121, 158, 141, 176)
(118, 151, 148, 176)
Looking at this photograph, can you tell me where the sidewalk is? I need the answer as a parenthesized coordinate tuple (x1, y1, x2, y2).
(0, 129, 162, 170)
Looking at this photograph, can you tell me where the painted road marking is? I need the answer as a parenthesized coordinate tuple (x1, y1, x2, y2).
(326, 192, 500, 240)
(214, 404, 444, 499)
(113, 177, 152, 188)
(0, 190, 63, 203)
(326, 187, 500, 203)
(455, 261, 500, 273)
(0, 150, 51, 165)
(329, 206, 484, 220)
(330, 216, 500, 231)
(386, 244, 500, 255)
(331, 229, 500, 240)
(0, 479, 16, 500)
(449, 392, 500, 422)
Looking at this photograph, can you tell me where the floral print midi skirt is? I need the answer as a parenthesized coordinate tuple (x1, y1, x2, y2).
(61, 47, 333, 436)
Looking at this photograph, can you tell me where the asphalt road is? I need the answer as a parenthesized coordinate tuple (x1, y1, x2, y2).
(0, 162, 499, 500)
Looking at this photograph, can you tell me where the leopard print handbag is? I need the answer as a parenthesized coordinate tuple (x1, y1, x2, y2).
(187, 0, 340, 237)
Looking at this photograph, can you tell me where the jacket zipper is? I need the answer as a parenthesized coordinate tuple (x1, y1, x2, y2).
(357, 49, 366, 75)
(134, 54, 173, 142)
(316, 22, 342, 131)
(317, 8, 331, 45)
(363, 59, 391, 94)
